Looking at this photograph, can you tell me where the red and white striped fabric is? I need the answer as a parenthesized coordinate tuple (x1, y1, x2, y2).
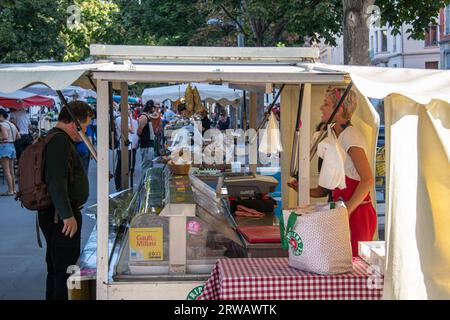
(199, 257, 383, 300)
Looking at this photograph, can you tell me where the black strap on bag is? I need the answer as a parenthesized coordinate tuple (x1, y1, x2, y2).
(35, 214, 42, 248)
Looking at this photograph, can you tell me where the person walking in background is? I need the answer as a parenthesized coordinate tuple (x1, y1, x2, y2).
(162, 105, 176, 127)
(0, 108, 20, 196)
(217, 110, 230, 131)
(9, 108, 32, 159)
(38, 101, 92, 300)
(198, 108, 211, 135)
(150, 104, 163, 156)
(75, 124, 93, 175)
(137, 100, 155, 165)
(90, 107, 97, 145)
(129, 113, 139, 186)
(114, 108, 137, 191)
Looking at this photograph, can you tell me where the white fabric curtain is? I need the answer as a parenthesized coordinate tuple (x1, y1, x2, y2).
(383, 95, 450, 299)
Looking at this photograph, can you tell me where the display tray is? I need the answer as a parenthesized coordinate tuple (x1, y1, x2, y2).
(237, 225, 281, 243)
(243, 238, 287, 258)
(129, 259, 218, 275)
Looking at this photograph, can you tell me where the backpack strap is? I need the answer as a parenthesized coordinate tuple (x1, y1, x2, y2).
(44, 131, 62, 143)
(36, 214, 42, 248)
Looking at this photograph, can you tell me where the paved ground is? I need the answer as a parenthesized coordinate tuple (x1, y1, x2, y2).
(0, 151, 135, 300)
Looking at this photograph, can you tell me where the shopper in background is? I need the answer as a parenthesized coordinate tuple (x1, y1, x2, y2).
(114, 107, 137, 191)
(199, 108, 211, 135)
(9, 108, 32, 159)
(217, 110, 230, 131)
(38, 101, 92, 300)
(90, 107, 97, 145)
(137, 100, 155, 164)
(0, 108, 20, 196)
(162, 105, 176, 126)
(129, 113, 139, 183)
(75, 124, 93, 175)
(150, 104, 163, 156)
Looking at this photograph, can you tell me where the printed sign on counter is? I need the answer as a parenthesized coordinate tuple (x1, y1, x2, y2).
(129, 227, 164, 261)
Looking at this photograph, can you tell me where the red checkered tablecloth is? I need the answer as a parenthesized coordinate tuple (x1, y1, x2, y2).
(199, 257, 383, 300)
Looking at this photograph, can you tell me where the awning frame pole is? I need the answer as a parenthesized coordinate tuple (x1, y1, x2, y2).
(254, 84, 286, 133)
(290, 83, 305, 178)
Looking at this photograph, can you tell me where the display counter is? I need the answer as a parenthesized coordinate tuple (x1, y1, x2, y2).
(70, 161, 285, 299)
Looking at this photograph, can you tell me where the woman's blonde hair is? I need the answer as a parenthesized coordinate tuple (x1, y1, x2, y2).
(325, 86, 357, 120)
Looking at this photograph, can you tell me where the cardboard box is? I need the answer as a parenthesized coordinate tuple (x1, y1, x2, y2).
(358, 241, 385, 274)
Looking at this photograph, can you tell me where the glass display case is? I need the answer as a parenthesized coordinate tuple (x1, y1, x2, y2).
(112, 164, 246, 282)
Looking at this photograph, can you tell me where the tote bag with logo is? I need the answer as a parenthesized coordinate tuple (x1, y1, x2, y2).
(280, 202, 353, 275)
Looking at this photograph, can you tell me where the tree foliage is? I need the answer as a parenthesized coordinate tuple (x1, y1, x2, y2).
(206, 0, 343, 47)
(0, 0, 67, 63)
(62, 0, 119, 61)
(109, 0, 210, 46)
(376, 0, 450, 39)
(0, 0, 448, 63)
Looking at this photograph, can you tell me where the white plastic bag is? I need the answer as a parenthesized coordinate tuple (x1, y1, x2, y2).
(316, 124, 346, 189)
(280, 202, 353, 275)
(259, 112, 283, 154)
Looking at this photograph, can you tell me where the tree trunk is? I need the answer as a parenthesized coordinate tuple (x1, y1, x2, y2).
(342, 0, 375, 65)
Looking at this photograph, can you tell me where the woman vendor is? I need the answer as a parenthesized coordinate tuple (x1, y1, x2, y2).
(288, 87, 377, 256)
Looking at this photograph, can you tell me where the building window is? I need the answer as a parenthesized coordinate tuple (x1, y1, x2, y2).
(446, 54, 450, 69)
(425, 25, 438, 47)
(446, 5, 450, 35)
(393, 34, 397, 52)
(375, 31, 378, 52)
(381, 30, 388, 52)
(425, 61, 439, 69)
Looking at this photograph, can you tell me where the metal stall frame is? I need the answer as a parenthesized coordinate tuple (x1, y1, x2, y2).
(90, 45, 348, 300)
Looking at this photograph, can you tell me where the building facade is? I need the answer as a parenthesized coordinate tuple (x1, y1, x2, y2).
(439, 5, 450, 69)
(369, 21, 440, 69)
(318, 36, 344, 66)
(319, 18, 442, 70)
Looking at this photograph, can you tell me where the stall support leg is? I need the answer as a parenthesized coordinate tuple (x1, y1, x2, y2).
(120, 82, 129, 190)
(96, 80, 110, 300)
(280, 85, 301, 209)
(169, 216, 187, 273)
(298, 84, 311, 206)
(249, 92, 258, 174)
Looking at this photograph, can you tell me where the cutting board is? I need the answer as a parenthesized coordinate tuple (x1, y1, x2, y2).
(237, 225, 281, 243)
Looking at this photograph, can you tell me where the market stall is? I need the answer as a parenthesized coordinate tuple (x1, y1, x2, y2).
(0, 45, 448, 300)
(87, 45, 382, 300)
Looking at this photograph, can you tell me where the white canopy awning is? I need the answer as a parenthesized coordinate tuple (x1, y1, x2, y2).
(92, 63, 346, 84)
(317, 64, 450, 104)
(141, 83, 243, 106)
(0, 62, 111, 93)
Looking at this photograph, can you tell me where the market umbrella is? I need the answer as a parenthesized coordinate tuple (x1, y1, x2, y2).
(22, 84, 88, 99)
(0, 90, 55, 109)
(112, 95, 140, 104)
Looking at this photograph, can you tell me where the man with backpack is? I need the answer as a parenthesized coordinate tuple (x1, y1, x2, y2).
(37, 101, 92, 300)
